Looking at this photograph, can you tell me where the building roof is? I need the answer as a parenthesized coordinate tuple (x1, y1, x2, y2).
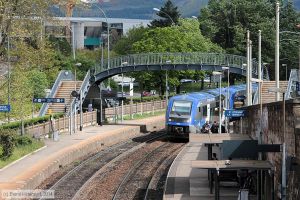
(54, 17, 151, 24)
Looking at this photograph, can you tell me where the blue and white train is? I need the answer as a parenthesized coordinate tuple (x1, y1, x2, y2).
(165, 84, 256, 136)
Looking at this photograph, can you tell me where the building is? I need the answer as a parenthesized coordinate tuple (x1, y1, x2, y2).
(45, 17, 151, 49)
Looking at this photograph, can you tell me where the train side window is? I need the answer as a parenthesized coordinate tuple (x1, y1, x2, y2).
(203, 105, 207, 117)
(195, 107, 201, 120)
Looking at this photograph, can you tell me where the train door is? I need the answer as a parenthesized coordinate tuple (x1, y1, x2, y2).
(206, 104, 210, 122)
(195, 105, 202, 128)
(201, 105, 208, 127)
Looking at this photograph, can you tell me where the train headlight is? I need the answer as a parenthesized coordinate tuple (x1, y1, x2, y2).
(184, 119, 191, 123)
(168, 118, 172, 122)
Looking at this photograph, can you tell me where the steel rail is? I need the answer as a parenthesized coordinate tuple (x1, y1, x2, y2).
(112, 142, 171, 200)
(72, 132, 167, 200)
(143, 145, 184, 200)
(39, 132, 166, 200)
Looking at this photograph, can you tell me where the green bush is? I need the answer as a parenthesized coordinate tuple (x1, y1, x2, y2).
(0, 113, 64, 130)
(15, 135, 32, 146)
(0, 130, 16, 160)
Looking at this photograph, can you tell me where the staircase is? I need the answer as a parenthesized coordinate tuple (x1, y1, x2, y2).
(261, 81, 288, 103)
(47, 81, 82, 115)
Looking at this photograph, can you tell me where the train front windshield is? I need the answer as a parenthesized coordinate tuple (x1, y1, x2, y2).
(171, 101, 192, 116)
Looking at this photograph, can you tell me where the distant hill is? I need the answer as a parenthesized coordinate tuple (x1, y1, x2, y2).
(53, 0, 209, 19)
(52, 0, 300, 20)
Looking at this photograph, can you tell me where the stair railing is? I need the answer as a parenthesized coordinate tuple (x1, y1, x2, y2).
(253, 87, 259, 105)
(39, 70, 74, 116)
(68, 70, 91, 116)
(285, 69, 299, 100)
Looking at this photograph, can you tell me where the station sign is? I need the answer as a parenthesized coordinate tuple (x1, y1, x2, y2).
(0, 105, 11, 112)
(33, 98, 65, 103)
(225, 109, 247, 117)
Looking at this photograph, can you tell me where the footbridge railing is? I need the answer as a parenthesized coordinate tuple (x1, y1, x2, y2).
(94, 52, 269, 81)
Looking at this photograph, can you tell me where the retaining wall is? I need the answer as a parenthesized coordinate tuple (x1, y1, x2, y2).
(232, 99, 300, 198)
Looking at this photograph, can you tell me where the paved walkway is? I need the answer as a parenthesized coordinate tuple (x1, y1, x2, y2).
(0, 115, 164, 190)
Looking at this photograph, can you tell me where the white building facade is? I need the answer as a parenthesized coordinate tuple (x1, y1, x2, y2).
(45, 17, 151, 49)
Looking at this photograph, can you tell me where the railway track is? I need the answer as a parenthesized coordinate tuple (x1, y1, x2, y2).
(39, 132, 166, 200)
(143, 146, 183, 200)
(73, 138, 185, 200)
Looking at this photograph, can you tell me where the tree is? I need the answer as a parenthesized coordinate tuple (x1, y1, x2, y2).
(0, 0, 56, 56)
(28, 70, 49, 98)
(150, 0, 181, 28)
(199, 0, 300, 80)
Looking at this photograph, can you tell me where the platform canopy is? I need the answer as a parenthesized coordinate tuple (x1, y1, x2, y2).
(192, 160, 273, 170)
(190, 133, 252, 144)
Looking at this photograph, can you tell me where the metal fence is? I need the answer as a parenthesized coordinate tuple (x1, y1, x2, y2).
(25, 111, 97, 137)
(104, 100, 167, 120)
(23, 100, 167, 137)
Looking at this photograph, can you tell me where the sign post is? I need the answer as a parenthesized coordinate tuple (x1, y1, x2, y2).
(0, 105, 11, 112)
(32, 98, 65, 104)
(225, 109, 247, 118)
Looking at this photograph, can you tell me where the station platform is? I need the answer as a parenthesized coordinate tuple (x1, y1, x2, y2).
(164, 142, 240, 200)
(163, 133, 272, 200)
(0, 115, 165, 191)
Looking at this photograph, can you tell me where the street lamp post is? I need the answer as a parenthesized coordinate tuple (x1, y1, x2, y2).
(222, 67, 229, 133)
(213, 71, 223, 134)
(249, 40, 253, 105)
(7, 36, 11, 123)
(246, 30, 250, 106)
(121, 62, 128, 121)
(153, 8, 175, 25)
(98, 83, 103, 126)
(71, 23, 76, 60)
(268, 87, 286, 200)
(258, 30, 262, 80)
(165, 60, 171, 106)
(166, 71, 168, 106)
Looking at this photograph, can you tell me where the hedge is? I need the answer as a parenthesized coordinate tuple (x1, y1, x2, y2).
(0, 113, 64, 130)
(122, 96, 168, 104)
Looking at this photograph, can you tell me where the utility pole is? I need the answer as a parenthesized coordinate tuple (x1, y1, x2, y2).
(275, 2, 280, 101)
(249, 40, 253, 105)
(246, 30, 250, 106)
(258, 30, 262, 80)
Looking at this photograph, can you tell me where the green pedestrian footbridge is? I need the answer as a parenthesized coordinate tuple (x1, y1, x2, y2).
(90, 52, 269, 83)
(39, 52, 270, 116)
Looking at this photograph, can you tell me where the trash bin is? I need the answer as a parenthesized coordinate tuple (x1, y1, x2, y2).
(88, 103, 93, 112)
(238, 189, 249, 200)
(53, 130, 59, 141)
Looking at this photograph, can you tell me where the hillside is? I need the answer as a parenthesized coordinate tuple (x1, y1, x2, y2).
(53, 0, 300, 19)
(53, 0, 209, 19)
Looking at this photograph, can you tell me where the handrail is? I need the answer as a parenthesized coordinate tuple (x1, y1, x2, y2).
(285, 69, 299, 99)
(68, 70, 91, 116)
(94, 52, 269, 80)
(39, 70, 74, 116)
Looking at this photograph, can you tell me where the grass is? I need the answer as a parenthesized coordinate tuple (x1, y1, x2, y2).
(122, 110, 166, 120)
(0, 139, 45, 169)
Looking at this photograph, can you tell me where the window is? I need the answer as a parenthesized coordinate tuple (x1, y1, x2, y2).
(171, 101, 192, 116)
(203, 105, 207, 117)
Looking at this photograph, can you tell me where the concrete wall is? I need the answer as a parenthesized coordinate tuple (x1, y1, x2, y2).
(233, 99, 300, 198)
(73, 22, 85, 49)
